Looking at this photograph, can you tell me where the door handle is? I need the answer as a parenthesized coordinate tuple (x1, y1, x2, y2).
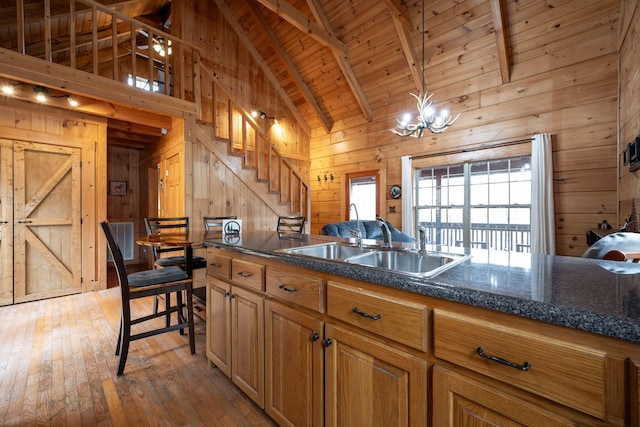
(17, 220, 32, 224)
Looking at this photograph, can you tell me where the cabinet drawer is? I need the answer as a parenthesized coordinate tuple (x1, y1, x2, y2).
(326, 281, 428, 352)
(206, 249, 231, 279)
(266, 267, 324, 313)
(433, 309, 607, 419)
(231, 258, 265, 291)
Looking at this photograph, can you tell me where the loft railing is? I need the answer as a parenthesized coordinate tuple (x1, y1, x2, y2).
(6, 0, 200, 103)
(421, 222, 531, 253)
(199, 64, 310, 218)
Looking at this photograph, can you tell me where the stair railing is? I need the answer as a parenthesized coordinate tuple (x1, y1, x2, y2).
(198, 64, 310, 219)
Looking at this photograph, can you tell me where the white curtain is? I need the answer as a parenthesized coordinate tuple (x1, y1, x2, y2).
(401, 155, 414, 238)
(531, 133, 556, 255)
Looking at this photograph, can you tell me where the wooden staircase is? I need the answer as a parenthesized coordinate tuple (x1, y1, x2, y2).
(196, 65, 310, 219)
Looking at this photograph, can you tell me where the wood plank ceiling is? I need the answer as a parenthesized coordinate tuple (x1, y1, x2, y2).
(0, 0, 509, 140)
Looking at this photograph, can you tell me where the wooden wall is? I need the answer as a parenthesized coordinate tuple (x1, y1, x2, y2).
(170, 0, 313, 236)
(106, 145, 141, 261)
(619, 0, 640, 228)
(308, 0, 620, 257)
(173, 0, 310, 163)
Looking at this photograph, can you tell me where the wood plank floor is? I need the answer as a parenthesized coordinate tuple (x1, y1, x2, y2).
(0, 284, 277, 426)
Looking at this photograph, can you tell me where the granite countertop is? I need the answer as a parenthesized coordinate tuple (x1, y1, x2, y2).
(204, 231, 640, 344)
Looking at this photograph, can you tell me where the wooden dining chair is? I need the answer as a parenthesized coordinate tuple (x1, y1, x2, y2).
(144, 217, 206, 314)
(203, 215, 237, 232)
(144, 216, 206, 270)
(101, 221, 195, 376)
(277, 215, 305, 234)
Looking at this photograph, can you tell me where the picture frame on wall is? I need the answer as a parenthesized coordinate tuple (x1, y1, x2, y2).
(109, 180, 128, 196)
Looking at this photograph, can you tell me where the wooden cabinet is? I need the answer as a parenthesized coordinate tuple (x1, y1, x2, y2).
(231, 285, 264, 407)
(432, 365, 579, 427)
(266, 267, 324, 313)
(324, 323, 428, 426)
(206, 277, 231, 375)
(208, 247, 640, 426)
(326, 280, 428, 352)
(633, 359, 640, 427)
(433, 309, 607, 420)
(265, 300, 324, 427)
(206, 249, 265, 407)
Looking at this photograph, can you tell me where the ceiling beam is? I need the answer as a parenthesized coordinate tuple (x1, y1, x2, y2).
(490, 0, 510, 83)
(384, 0, 422, 94)
(305, 0, 373, 121)
(213, 0, 311, 136)
(253, 0, 347, 55)
(108, 118, 167, 136)
(382, 0, 412, 32)
(246, 1, 333, 133)
(0, 50, 189, 123)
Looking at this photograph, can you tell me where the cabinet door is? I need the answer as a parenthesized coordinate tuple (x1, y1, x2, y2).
(232, 286, 265, 408)
(432, 365, 579, 427)
(633, 359, 640, 427)
(324, 323, 427, 427)
(265, 300, 324, 427)
(0, 139, 12, 306)
(206, 277, 231, 376)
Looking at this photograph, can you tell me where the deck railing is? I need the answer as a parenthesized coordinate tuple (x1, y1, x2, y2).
(420, 222, 531, 252)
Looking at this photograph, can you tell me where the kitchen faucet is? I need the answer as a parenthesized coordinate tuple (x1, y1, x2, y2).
(418, 226, 427, 253)
(376, 216, 392, 248)
(348, 203, 362, 247)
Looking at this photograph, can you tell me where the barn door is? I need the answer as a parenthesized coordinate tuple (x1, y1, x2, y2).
(0, 139, 13, 306)
(13, 141, 82, 303)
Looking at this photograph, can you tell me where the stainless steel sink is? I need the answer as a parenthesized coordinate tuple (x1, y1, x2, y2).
(277, 242, 374, 260)
(346, 249, 469, 278)
(277, 242, 469, 278)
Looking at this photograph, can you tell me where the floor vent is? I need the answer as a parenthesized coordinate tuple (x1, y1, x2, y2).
(108, 222, 135, 261)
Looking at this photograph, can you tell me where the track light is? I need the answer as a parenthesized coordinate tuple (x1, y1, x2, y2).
(34, 86, 48, 102)
(66, 95, 79, 107)
(1, 81, 80, 108)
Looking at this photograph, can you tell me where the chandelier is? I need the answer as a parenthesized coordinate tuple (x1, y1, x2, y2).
(391, 0, 459, 137)
(153, 37, 172, 57)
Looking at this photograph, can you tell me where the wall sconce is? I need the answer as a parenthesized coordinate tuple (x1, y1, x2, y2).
(252, 110, 278, 124)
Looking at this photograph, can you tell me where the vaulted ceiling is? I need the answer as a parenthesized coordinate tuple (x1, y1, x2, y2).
(0, 0, 617, 140)
(211, 0, 508, 134)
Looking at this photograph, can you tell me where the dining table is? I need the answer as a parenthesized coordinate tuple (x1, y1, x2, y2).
(136, 231, 210, 277)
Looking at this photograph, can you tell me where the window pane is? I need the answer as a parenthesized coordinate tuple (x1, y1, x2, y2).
(415, 154, 531, 252)
(470, 183, 488, 205)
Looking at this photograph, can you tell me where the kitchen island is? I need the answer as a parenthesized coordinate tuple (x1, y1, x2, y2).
(204, 231, 640, 426)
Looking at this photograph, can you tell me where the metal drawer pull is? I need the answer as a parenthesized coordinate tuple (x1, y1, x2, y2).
(352, 307, 382, 320)
(279, 284, 297, 293)
(237, 271, 252, 278)
(210, 263, 222, 268)
(477, 347, 531, 371)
